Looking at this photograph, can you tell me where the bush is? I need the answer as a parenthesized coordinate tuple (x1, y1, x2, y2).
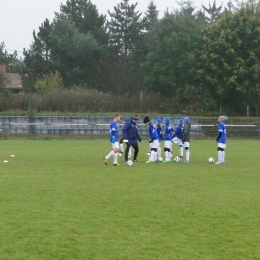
(35, 71, 63, 93)
(0, 89, 168, 113)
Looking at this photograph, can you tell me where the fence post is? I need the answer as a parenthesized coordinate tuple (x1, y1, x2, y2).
(44, 122, 52, 140)
(91, 123, 93, 140)
(2, 122, 9, 140)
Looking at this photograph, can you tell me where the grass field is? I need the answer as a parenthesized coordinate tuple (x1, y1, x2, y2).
(1, 139, 260, 260)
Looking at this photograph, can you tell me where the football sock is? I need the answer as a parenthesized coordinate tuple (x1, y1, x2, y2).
(168, 152, 171, 161)
(158, 146, 161, 157)
(105, 150, 114, 160)
(113, 153, 118, 164)
(222, 151, 225, 163)
(119, 143, 123, 152)
(154, 152, 158, 161)
(180, 146, 183, 157)
(150, 151, 155, 161)
(186, 150, 190, 161)
(165, 151, 168, 161)
(218, 151, 221, 163)
(152, 151, 157, 162)
(129, 147, 132, 157)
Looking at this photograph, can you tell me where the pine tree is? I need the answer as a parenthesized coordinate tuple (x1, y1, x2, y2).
(202, 0, 222, 24)
(20, 19, 53, 90)
(0, 42, 18, 71)
(32, 19, 52, 62)
(59, 0, 108, 45)
(107, 0, 145, 56)
(145, 1, 159, 31)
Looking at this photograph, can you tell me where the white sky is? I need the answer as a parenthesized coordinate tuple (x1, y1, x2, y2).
(0, 0, 227, 57)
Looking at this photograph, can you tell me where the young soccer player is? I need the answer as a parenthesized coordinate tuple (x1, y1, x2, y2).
(163, 117, 173, 163)
(156, 118, 163, 158)
(216, 116, 228, 164)
(172, 118, 184, 158)
(182, 117, 191, 163)
(143, 116, 159, 163)
(103, 113, 121, 166)
(122, 115, 141, 164)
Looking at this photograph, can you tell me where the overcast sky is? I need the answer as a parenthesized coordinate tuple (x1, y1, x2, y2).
(1, 0, 227, 57)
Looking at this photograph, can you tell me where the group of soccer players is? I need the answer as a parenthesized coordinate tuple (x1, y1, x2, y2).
(103, 113, 227, 166)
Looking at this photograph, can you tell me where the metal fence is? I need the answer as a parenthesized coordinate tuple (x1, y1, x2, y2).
(0, 122, 259, 140)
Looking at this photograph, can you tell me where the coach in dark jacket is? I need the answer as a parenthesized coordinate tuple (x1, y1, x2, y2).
(122, 115, 141, 163)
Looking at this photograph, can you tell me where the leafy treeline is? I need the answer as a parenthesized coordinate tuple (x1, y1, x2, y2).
(2, 0, 260, 115)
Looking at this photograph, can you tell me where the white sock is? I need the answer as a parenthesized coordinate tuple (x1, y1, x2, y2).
(180, 146, 183, 157)
(105, 150, 114, 160)
(165, 151, 168, 161)
(186, 150, 190, 161)
(129, 147, 132, 157)
(120, 143, 123, 151)
(218, 151, 221, 163)
(113, 153, 118, 164)
(222, 151, 225, 163)
(158, 146, 161, 157)
(151, 151, 155, 161)
(153, 152, 157, 161)
(168, 152, 171, 161)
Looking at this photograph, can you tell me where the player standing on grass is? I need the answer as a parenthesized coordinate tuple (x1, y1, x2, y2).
(103, 113, 121, 166)
(156, 118, 163, 159)
(216, 116, 228, 164)
(143, 116, 159, 163)
(119, 118, 132, 158)
(172, 118, 184, 158)
(122, 115, 141, 164)
(182, 117, 191, 163)
(163, 117, 173, 163)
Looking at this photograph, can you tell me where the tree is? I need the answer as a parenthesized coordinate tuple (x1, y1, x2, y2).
(59, 0, 108, 45)
(32, 19, 53, 63)
(20, 13, 103, 90)
(197, 2, 260, 115)
(50, 14, 101, 87)
(202, 0, 222, 24)
(20, 20, 53, 90)
(107, 0, 145, 56)
(144, 1, 159, 31)
(142, 1, 206, 111)
(0, 42, 18, 72)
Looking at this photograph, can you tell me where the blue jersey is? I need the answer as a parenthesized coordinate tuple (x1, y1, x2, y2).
(149, 123, 159, 140)
(218, 122, 226, 144)
(156, 124, 163, 142)
(173, 124, 183, 139)
(164, 124, 173, 141)
(109, 121, 119, 142)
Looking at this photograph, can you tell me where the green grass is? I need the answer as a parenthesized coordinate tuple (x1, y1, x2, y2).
(1, 140, 260, 260)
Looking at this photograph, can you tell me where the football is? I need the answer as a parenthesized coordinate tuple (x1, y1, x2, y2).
(147, 152, 151, 158)
(174, 156, 181, 163)
(127, 160, 134, 167)
(208, 157, 214, 164)
(157, 156, 163, 162)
